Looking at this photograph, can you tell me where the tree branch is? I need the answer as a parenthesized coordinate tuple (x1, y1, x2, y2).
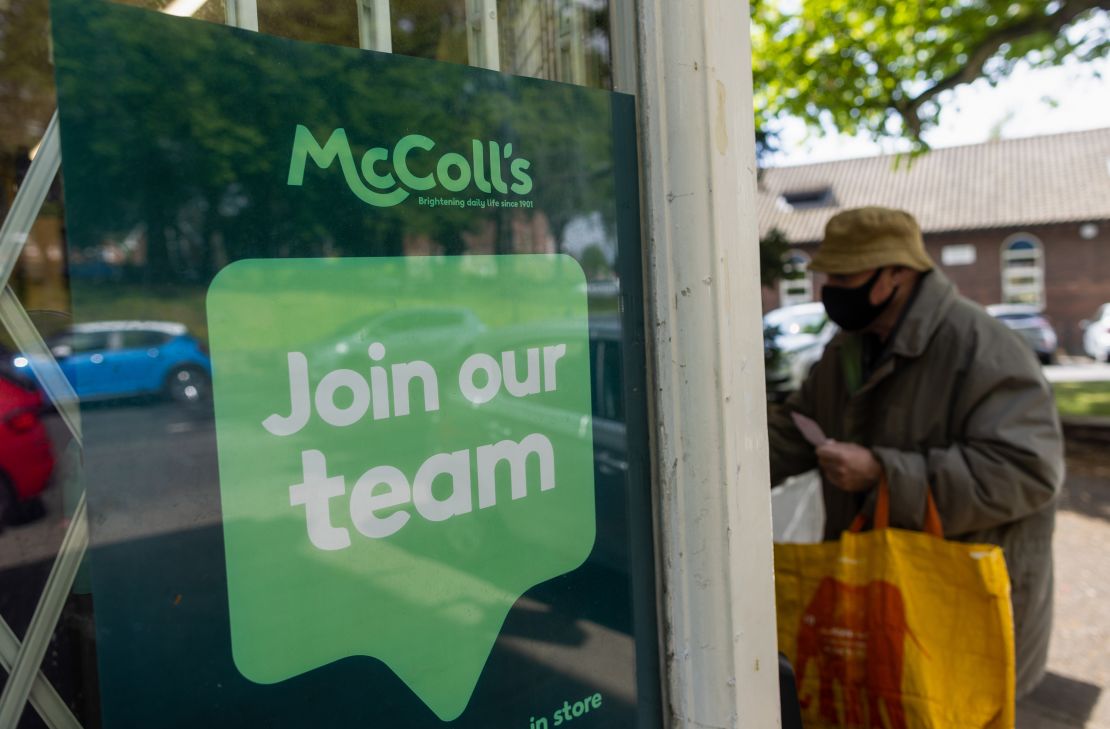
(897, 0, 1109, 140)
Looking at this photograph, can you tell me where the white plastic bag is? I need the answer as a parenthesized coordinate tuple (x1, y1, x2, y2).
(771, 469, 824, 543)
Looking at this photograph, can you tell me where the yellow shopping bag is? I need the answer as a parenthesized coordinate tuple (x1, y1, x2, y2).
(774, 480, 1015, 729)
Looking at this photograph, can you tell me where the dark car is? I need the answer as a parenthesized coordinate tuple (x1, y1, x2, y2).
(13, 321, 212, 403)
(986, 305, 1058, 365)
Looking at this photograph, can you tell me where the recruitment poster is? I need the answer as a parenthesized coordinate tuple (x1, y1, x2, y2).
(50, 1, 658, 726)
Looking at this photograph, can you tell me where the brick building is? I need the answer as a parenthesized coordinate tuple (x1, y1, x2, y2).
(757, 128, 1110, 354)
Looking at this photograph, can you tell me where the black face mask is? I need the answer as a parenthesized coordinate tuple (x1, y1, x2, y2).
(821, 268, 896, 332)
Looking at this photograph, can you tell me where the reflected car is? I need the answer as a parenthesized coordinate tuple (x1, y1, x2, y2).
(312, 307, 487, 370)
(986, 304, 1058, 365)
(1081, 304, 1110, 362)
(0, 370, 54, 525)
(764, 303, 837, 399)
(432, 314, 632, 573)
(12, 321, 212, 403)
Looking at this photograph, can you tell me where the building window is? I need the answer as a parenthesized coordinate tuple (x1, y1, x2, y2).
(1001, 235, 1045, 306)
(776, 187, 836, 211)
(779, 250, 813, 306)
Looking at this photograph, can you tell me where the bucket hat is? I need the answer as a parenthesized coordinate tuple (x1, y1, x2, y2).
(809, 206, 934, 274)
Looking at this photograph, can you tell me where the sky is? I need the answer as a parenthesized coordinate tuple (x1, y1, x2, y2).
(766, 54, 1110, 167)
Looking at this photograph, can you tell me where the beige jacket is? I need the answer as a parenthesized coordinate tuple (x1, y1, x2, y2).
(768, 269, 1064, 698)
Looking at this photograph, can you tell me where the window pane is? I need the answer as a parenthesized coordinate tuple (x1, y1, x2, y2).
(119, 330, 171, 348)
(113, 0, 229, 23)
(5, 3, 658, 728)
(497, 0, 613, 89)
(391, 0, 470, 65)
(0, 0, 55, 222)
(257, 0, 360, 48)
(600, 339, 624, 422)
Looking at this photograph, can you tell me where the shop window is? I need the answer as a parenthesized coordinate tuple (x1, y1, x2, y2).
(1001, 235, 1045, 306)
(497, 0, 612, 88)
(779, 250, 813, 307)
(1, 4, 657, 729)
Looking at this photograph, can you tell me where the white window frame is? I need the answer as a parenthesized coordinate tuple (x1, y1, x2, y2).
(637, 0, 780, 726)
(778, 250, 812, 306)
(1001, 233, 1045, 307)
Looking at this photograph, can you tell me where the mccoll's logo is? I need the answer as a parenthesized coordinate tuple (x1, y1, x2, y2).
(286, 125, 533, 208)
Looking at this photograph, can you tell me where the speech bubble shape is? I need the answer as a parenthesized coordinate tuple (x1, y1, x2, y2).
(206, 255, 596, 720)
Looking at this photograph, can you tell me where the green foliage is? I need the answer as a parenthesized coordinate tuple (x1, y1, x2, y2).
(751, 0, 1110, 146)
(759, 227, 793, 288)
(51, 0, 617, 285)
(579, 244, 611, 280)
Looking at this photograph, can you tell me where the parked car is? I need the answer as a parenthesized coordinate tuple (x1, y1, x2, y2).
(1081, 304, 1110, 362)
(0, 370, 54, 525)
(986, 304, 1058, 364)
(12, 321, 212, 403)
(764, 303, 837, 399)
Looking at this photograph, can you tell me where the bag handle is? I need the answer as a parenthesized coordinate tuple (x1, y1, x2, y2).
(849, 476, 943, 537)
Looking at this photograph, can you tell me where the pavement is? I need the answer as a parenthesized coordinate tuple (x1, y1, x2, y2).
(1043, 362, 1110, 384)
(1017, 438, 1110, 729)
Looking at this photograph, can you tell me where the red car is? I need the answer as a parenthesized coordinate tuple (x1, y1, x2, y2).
(0, 372, 54, 526)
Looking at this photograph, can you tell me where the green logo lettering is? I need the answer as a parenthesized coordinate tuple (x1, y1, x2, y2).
(286, 125, 409, 207)
(287, 125, 534, 208)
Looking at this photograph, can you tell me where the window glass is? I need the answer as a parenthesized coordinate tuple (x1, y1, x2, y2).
(114, 0, 229, 22)
(778, 250, 812, 306)
(390, 0, 470, 65)
(258, 0, 360, 48)
(0, 2, 657, 728)
(1002, 236, 1045, 306)
(599, 339, 624, 423)
(51, 331, 110, 353)
(119, 330, 171, 348)
(0, 0, 55, 223)
(497, 0, 613, 89)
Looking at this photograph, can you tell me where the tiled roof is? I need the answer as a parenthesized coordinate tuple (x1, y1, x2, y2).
(757, 127, 1110, 243)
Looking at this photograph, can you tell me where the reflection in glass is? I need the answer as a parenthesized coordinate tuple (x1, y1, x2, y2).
(284, 0, 619, 89)
(0, 361, 54, 525)
(0, 0, 655, 725)
(257, 0, 360, 48)
(497, 0, 613, 89)
(112, 0, 229, 23)
(390, 0, 470, 65)
(11, 321, 212, 404)
(0, 0, 55, 222)
(0, 312, 95, 726)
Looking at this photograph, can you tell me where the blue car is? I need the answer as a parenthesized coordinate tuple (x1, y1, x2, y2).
(13, 321, 212, 403)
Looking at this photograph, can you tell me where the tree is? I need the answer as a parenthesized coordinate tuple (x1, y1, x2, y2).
(751, 0, 1109, 147)
(758, 227, 793, 288)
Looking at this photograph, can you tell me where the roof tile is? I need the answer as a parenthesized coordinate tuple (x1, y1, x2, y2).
(757, 128, 1110, 242)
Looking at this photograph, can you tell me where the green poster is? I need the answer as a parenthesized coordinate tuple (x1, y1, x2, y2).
(208, 255, 595, 720)
(51, 1, 659, 727)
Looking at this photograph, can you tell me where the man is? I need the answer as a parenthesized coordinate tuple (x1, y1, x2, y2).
(768, 206, 1063, 698)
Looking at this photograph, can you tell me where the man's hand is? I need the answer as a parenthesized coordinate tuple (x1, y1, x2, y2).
(816, 440, 883, 492)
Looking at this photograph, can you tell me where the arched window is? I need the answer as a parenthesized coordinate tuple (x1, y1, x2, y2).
(779, 250, 813, 307)
(1001, 235, 1044, 307)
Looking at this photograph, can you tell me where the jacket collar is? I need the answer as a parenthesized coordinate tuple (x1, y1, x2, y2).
(887, 269, 956, 360)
